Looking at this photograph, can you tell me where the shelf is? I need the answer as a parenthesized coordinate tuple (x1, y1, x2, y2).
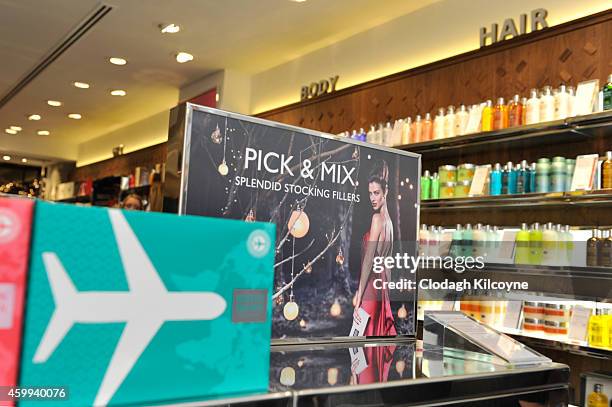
(421, 190, 612, 211)
(397, 110, 612, 158)
(419, 263, 612, 301)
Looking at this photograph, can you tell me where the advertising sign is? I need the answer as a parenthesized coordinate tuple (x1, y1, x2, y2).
(165, 104, 420, 341)
(19, 202, 275, 406)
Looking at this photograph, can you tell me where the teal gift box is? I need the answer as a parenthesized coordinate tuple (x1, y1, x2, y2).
(19, 202, 275, 406)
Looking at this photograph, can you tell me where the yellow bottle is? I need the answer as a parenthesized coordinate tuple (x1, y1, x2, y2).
(588, 313, 608, 348)
(481, 100, 494, 131)
(587, 384, 608, 407)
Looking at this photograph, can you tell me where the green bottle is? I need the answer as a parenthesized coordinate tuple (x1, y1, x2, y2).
(462, 224, 473, 257)
(515, 223, 530, 264)
(603, 74, 612, 110)
(421, 170, 431, 200)
(528, 222, 543, 265)
(431, 172, 440, 199)
(449, 224, 463, 258)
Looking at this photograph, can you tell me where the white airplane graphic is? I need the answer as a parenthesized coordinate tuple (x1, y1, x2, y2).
(33, 210, 227, 406)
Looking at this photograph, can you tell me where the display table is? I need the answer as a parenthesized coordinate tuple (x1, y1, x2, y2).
(157, 341, 569, 406)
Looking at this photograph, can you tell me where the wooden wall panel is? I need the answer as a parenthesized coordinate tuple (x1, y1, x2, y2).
(258, 11, 612, 135)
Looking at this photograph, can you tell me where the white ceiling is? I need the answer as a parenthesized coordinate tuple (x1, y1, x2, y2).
(0, 0, 437, 161)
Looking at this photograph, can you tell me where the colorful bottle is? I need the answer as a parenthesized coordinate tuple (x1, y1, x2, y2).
(508, 162, 519, 194)
(542, 222, 558, 266)
(428, 225, 440, 257)
(493, 97, 509, 130)
(568, 86, 577, 117)
(603, 151, 612, 189)
(529, 223, 543, 265)
(599, 229, 612, 267)
(366, 125, 376, 144)
(490, 163, 502, 195)
(444, 105, 456, 139)
(431, 172, 440, 199)
(587, 229, 600, 267)
(525, 89, 541, 124)
(413, 115, 423, 143)
(515, 223, 531, 264)
(472, 223, 486, 258)
(587, 383, 608, 407)
(530, 162, 537, 193)
(449, 224, 463, 258)
(508, 94, 523, 127)
(481, 100, 494, 131)
(455, 104, 469, 136)
(551, 156, 567, 192)
(563, 225, 573, 266)
(540, 86, 555, 122)
(402, 118, 412, 144)
(383, 122, 393, 146)
(462, 224, 473, 257)
(554, 84, 570, 120)
(421, 170, 431, 200)
(566, 159, 576, 191)
(603, 74, 612, 111)
(536, 158, 551, 193)
(423, 113, 433, 141)
(433, 108, 445, 140)
(516, 160, 528, 194)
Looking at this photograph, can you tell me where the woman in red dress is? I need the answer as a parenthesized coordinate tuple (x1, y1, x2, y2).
(353, 160, 397, 338)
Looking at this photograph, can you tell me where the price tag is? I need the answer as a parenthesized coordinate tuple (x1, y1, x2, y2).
(568, 305, 591, 342)
(571, 154, 599, 191)
(502, 300, 523, 330)
(469, 165, 491, 196)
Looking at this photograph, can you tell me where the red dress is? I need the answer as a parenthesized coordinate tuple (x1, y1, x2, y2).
(360, 232, 397, 337)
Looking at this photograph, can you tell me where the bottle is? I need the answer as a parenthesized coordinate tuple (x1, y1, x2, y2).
(421, 170, 432, 200)
(587, 229, 600, 267)
(462, 224, 473, 257)
(587, 383, 608, 407)
(520, 97, 528, 125)
(542, 222, 558, 266)
(603, 151, 612, 189)
(366, 125, 376, 144)
(530, 163, 537, 193)
(375, 123, 384, 145)
(472, 223, 486, 258)
(490, 163, 503, 195)
(501, 164, 510, 195)
(419, 224, 429, 257)
(402, 118, 412, 144)
(516, 160, 528, 194)
(508, 163, 519, 194)
(455, 104, 469, 136)
(529, 223, 543, 265)
(604, 74, 612, 111)
(444, 105, 456, 139)
(412, 115, 423, 143)
(567, 86, 577, 117)
(555, 224, 567, 266)
(551, 156, 567, 192)
(508, 94, 523, 127)
(449, 224, 463, 258)
(428, 225, 440, 257)
(539, 86, 555, 122)
(525, 89, 541, 124)
(493, 97, 509, 130)
(423, 113, 433, 141)
(383, 122, 393, 146)
(431, 173, 440, 199)
(554, 84, 570, 120)
(563, 225, 574, 266)
(433, 108, 446, 140)
(481, 100, 494, 131)
(566, 158, 576, 191)
(515, 223, 531, 264)
(536, 158, 551, 193)
(483, 224, 493, 262)
(599, 229, 612, 267)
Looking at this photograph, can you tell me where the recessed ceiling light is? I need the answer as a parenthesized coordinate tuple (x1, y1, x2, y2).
(21, 158, 27, 163)
(68, 113, 82, 120)
(37, 130, 50, 136)
(10, 126, 22, 131)
(290, 0, 307, 2)
(28, 114, 41, 121)
(160, 23, 180, 34)
(2, 155, 10, 161)
(74, 81, 90, 89)
(175, 52, 193, 63)
(110, 89, 127, 96)
(109, 57, 127, 65)
(5, 129, 17, 135)
(47, 100, 62, 107)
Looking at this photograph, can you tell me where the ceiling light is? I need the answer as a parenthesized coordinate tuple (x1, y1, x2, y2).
(175, 52, 193, 63)
(74, 81, 90, 89)
(47, 100, 62, 107)
(109, 57, 127, 65)
(2, 156, 10, 161)
(160, 23, 180, 34)
(215, 93, 220, 102)
(110, 89, 127, 96)
(37, 130, 50, 136)
(21, 158, 27, 163)
(290, 0, 307, 2)
(10, 126, 22, 131)
(68, 113, 82, 120)
(5, 129, 17, 135)
(28, 114, 41, 121)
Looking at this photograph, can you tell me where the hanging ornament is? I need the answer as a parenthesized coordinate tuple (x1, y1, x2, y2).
(327, 368, 339, 386)
(330, 299, 341, 317)
(288, 207, 310, 238)
(297, 359, 305, 368)
(218, 160, 229, 176)
(211, 124, 222, 144)
(304, 262, 312, 274)
(280, 367, 296, 386)
(395, 360, 406, 377)
(245, 209, 256, 222)
(299, 319, 306, 328)
(335, 247, 344, 266)
(352, 146, 359, 159)
(283, 294, 299, 321)
(398, 304, 408, 319)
